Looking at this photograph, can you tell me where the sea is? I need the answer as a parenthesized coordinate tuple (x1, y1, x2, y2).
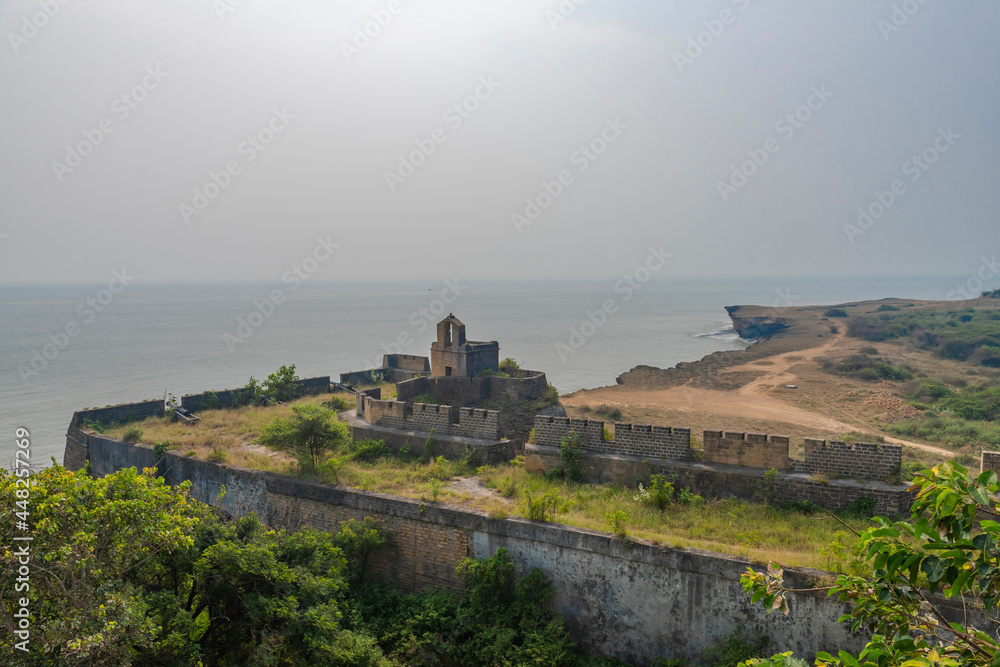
(0, 276, 966, 467)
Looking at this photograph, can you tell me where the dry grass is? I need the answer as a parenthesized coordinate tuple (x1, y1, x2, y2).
(103, 385, 870, 571)
(103, 390, 364, 471)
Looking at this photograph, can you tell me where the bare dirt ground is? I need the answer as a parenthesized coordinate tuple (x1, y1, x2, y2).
(565, 323, 957, 461)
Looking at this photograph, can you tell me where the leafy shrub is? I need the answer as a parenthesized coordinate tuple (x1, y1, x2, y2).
(152, 440, 170, 463)
(605, 510, 629, 540)
(523, 490, 565, 521)
(558, 433, 586, 482)
(122, 426, 143, 444)
(634, 474, 674, 511)
(499, 357, 520, 373)
(676, 487, 704, 506)
(844, 497, 877, 518)
(781, 499, 822, 514)
(325, 394, 352, 411)
(594, 404, 625, 421)
(860, 347, 879, 355)
(263, 364, 300, 402)
(825, 308, 848, 318)
(202, 391, 220, 410)
(877, 304, 900, 312)
(335, 517, 391, 585)
(350, 439, 393, 463)
(754, 468, 781, 505)
(259, 404, 350, 470)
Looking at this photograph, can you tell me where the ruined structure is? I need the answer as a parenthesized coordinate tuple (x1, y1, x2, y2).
(430, 314, 499, 377)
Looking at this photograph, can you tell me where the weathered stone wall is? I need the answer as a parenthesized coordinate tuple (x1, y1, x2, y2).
(525, 443, 914, 518)
(70, 431, 898, 665)
(71, 400, 165, 428)
(534, 416, 691, 461)
(396, 372, 548, 406)
(361, 396, 502, 441)
(982, 451, 1000, 475)
(383, 354, 431, 373)
(702, 431, 791, 470)
(182, 377, 330, 412)
(799, 439, 902, 482)
(458, 408, 500, 440)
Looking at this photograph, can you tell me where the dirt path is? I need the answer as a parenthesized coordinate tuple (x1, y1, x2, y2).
(566, 329, 955, 459)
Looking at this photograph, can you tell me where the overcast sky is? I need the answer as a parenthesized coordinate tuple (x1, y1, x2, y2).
(1, 0, 997, 283)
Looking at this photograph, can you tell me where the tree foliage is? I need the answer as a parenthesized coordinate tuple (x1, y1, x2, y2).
(741, 462, 1000, 666)
(258, 404, 350, 470)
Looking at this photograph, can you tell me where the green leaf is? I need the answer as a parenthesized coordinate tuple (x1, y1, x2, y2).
(922, 556, 946, 582)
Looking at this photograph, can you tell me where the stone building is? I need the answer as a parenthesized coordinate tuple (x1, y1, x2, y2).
(430, 314, 499, 377)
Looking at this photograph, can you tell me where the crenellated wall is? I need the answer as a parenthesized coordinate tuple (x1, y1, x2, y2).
(799, 439, 902, 482)
(534, 416, 691, 461)
(702, 431, 792, 470)
(69, 432, 989, 665)
(361, 395, 501, 441)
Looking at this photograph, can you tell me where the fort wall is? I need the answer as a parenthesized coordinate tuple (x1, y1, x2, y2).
(66, 432, 901, 665)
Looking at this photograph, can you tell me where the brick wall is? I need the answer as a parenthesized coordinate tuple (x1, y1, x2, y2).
(71, 400, 165, 428)
(362, 397, 500, 441)
(983, 451, 1000, 475)
(702, 431, 791, 469)
(412, 403, 454, 433)
(457, 408, 500, 440)
(384, 354, 431, 373)
(76, 432, 959, 665)
(801, 439, 902, 482)
(534, 416, 691, 460)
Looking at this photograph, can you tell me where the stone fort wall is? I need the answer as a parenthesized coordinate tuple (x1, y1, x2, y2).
(396, 371, 548, 406)
(65, 432, 896, 665)
(534, 417, 902, 483)
(361, 395, 501, 441)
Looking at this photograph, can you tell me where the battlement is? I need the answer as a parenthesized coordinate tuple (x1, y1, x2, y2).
(533, 416, 691, 460)
(799, 438, 902, 482)
(701, 431, 791, 470)
(361, 394, 501, 441)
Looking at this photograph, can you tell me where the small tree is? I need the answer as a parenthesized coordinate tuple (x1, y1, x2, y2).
(559, 433, 586, 482)
(263, 364, 300, 402)
(258, 404, 349, 470)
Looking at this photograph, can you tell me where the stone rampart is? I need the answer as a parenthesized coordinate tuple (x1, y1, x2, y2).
(68, 431, 910, 665)
(799, 439, 902, 482)
(534, 416, 691, 461)
(702, 431, 791, 470)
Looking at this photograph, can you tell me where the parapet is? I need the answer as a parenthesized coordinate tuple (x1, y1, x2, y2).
(801, 438, 901, 482)
(701, 430, 791, 470)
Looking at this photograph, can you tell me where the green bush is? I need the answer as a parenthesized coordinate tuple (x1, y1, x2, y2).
(700, 628, 770, 667)
(122, 426, 143, 444)
(350, 439, 393, 463)
(825, 308, 849, 318)
(634, 474, 674, 511)
(559, 433, 586, 482)
(263, 364, 300, 402)
(325, 394, 352, 411)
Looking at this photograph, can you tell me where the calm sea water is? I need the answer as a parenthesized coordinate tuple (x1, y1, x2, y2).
(0, 276, 965, 466)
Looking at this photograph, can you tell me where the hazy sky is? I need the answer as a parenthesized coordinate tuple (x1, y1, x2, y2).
(1, 0, 997, 283)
